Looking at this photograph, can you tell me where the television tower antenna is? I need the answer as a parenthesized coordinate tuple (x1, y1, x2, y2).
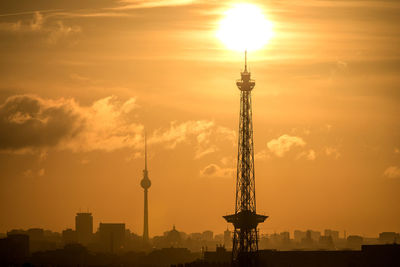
(223, 51, 268, 266)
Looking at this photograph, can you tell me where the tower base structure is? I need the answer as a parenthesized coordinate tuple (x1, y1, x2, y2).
(224, 211, 267, 266)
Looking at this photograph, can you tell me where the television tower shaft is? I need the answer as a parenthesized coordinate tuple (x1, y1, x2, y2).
(223, 51, 268, 266)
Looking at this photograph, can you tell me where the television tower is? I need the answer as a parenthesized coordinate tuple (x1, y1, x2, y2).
(223, 51, 268, 266)
(140, 132, 151, 243)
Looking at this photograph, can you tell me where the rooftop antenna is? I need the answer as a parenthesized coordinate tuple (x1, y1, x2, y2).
(244, 49, 248, 72)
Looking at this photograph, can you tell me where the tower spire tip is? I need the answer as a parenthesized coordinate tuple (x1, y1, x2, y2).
(244, 50, 247, 72)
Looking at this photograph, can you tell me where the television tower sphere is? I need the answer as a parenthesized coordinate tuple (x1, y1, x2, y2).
(141, 173, 151, 189)
(141, 133, 151, 190)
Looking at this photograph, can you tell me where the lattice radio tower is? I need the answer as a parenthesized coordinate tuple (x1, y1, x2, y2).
(224, 51, 268, 266)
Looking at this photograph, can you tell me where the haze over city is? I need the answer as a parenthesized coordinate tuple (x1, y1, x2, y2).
(1, 0, 400, 242)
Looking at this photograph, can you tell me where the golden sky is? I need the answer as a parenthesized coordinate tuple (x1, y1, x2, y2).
(0, 0, 399, 237)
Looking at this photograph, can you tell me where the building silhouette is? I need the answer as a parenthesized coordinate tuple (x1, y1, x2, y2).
(75, 212, 93, 245)
(223, 51, 267, 266)
(165, 225, 182, 247)
(325, 229, 339, 241)
(347, 235, 363, 250)
(379, 232, 399, 244)
(62, 228, 77, 245)
(98, 223, 125, 253)
(140, 132, 151, 243)
(0, 234, 29, 265)
(223, 228, 232, 249)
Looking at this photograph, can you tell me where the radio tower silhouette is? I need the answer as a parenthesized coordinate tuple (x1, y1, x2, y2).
(224, 51, 268, 266)
(140, 132, 151, 243)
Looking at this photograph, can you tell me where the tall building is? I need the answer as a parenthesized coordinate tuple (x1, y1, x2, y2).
(294, 230, 306, 243)
(75, 212, 93, 245)
(324, 229, 339, 241)
(98, 223, 125, 253)
(140, 133, 151, 243)
(202, 231, 213, 242)
(223, 51, 268, 266)
(224, 228, 232, 249)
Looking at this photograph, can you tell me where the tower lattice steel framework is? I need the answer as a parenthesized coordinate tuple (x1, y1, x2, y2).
(224, 51, 268, 266)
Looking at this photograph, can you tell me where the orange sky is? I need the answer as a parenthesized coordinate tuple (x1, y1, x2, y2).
(0, 0, 399, 238)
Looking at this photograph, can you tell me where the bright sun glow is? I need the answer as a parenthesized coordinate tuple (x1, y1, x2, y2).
(217, 3, 274, 52)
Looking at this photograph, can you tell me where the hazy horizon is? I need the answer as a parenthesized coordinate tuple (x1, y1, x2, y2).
(0, 0, 399, 238)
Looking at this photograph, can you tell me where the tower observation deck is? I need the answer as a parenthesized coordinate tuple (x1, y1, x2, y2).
(140, 133, 151, 243)
(223, 51, 268, 266)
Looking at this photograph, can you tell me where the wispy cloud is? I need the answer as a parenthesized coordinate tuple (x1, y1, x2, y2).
(54, 11, 130, 18)
(30, 11, 44, 31)
(46, 21, 81, 44)
(150, 120, 234, 159)
(383, 166, 400, 179)
(115, 0, 196, 10)
(255, 150, 270, 161)
(0, 9, 62, 17)
(22, 168, 45, 178)
(267, 134, 306, 157)
(150, 120, 214, 149)
(297, 149, 316, 161)
(200, 163, 234, 178)
(325, 146, 341, 159)
(0, 11, 81, 44)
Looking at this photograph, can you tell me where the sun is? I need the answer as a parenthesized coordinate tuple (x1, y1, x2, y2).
(217, 3, 274, 52)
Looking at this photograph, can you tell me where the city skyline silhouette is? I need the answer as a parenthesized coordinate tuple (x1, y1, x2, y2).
(0, 0, 399, 255)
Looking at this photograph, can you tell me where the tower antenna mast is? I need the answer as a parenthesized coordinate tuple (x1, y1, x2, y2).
(245, 50, 247, 72)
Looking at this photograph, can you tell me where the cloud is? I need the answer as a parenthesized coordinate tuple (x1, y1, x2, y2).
(383, 166, 400, 179)
(38, 168, 45, 177)
(0, 12, 80, 44)
(55, 11, 130, 18)
(255, 150, 270, 160)
(0, 95, 143, 153)
(297, 149, 316, 161)
(47, 21, 81, 44)
(30, 11, 44, 31)
(0, 21, 21, 31)
(325, 146, 341, 159)
(64, 96, 142, 152)
(150, 121, 234, 159)
(150, 120, 214, 149)
(0, 95, 234, 157)
(125, 151, 142, 162)
(220, 156, 234, 166)
(194, 146, 217, 159)
(22, 168, 45, 177)
(115, 0, 196, 10)
(0, 95, 83, 151)
(38, 150, 48, 161)
(200, 164, 234, 178)
(267, 134, 306, 157)
(23, 169, 33, 178)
